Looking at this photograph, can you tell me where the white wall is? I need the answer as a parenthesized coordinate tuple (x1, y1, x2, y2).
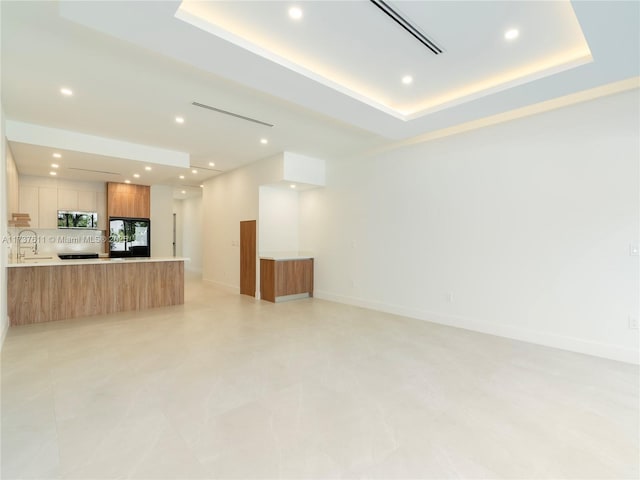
(202, 154, 282, 291)
(258, 186, 299, 253)
(299, 89, 640, 364)
(283, 152, 326, 186)
(1, 110, 9, 347)
(180, 195, 203, 273)
(150, 185, 174, 257)
(6, 144, 18, 215)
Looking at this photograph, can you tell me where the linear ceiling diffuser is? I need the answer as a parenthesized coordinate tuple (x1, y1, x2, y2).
(370, 0, 443, 55)
(68, 167, 120, 175)
(192, 102, 274, 127)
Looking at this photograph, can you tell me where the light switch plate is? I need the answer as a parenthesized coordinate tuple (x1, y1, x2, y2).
(630, 243, 639, 256)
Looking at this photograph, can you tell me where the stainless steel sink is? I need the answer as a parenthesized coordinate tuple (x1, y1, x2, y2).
(21, 256, 54, 263)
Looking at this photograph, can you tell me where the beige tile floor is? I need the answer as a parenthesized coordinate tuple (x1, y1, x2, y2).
(1, 275, 638, 479)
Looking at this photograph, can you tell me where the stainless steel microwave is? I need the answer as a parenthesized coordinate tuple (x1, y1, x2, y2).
(57, 211, 98, 229)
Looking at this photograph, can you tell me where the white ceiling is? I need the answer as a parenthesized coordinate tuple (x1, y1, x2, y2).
(1, 1, 639, 191)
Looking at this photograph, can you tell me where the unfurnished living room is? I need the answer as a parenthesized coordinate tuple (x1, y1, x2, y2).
(1, 1, 638, 479)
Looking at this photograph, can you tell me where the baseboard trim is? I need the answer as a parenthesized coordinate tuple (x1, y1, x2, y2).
(0, 318, 8, 352)
(315, 290, 639, 365)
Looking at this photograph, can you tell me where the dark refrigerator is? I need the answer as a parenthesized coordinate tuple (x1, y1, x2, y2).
(109, 217, 150, 258)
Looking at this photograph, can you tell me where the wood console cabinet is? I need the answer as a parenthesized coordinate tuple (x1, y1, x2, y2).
(107, 182, 150, 218)
(260, 257, 314, 302)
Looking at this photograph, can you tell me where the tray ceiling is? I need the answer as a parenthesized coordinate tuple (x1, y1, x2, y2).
(176, 1, 592, 120)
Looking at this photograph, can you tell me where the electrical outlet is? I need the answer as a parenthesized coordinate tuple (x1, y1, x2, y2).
(630, 243, 639, 256)
(446, 292, 453, 303)
(629, 316, 639, 329)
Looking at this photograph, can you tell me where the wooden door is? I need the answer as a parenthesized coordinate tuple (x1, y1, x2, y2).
(240, 220, 256, 296)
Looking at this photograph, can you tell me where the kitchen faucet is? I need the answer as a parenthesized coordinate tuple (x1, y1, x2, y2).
(17, 229, 39, 262)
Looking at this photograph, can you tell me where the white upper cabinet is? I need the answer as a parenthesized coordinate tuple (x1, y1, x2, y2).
(18, 185, 39, 227)
(57, 189, 79, 210)
(17, 178, 107, 230)
(39, 187, 58, 229)
(78, 190, 97, 211)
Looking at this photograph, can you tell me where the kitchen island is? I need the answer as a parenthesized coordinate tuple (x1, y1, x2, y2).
(7, 257, 186, 325)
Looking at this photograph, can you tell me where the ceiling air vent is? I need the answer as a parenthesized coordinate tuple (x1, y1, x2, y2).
(370, 0, 443, 55)
(192, 102, 274, 127)
(68, 167, 120, 175)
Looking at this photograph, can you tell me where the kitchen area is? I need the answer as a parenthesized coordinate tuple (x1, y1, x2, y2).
(4, 144, 325, 326)
(6, 168, 188, 326)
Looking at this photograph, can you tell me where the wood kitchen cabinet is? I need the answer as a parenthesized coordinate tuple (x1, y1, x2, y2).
(260, 257, 314, 302)
(107, 182, 150, 218)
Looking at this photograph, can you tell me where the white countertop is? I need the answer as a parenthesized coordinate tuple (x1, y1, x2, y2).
(259, 251, 314, 261)
(7, 256, 189, 268)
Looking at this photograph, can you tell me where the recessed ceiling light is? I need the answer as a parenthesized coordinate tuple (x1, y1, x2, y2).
(181, 190, 186, 195)
(145, 166, 152, 171)
(200, 184, 204, 188)
(260, 138, 268, 145)
(208, 162, 215, 167)
(175, 116, 185, 124)
(179, 175, 185, 179)
(401, 75, 413, 85)
(133, 173, 140, 178)
(124, 180, 131, 184)
(49, 171, 57, 176)
(53, 153, 62, 159)
(51, 163, 59, 169)
(192, 169, 198, 174)
(60, 87, 73, 96)
(288, 6, 303, 20)
(504, 28, 519, 41)
(290, 184, 296, 189)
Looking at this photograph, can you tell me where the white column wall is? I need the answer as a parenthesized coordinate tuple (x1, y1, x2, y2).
(150, 185, 174, 257)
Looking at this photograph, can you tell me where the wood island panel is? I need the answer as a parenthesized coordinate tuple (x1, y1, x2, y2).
(260, 259, 276, 302)
(8, 261, 184, 326)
